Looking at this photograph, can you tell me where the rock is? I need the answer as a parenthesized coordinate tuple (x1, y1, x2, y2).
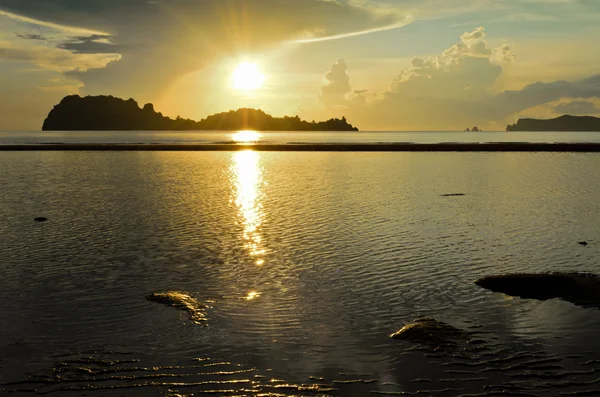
(475, 273, 600, 309)
(578, 241, 588, 247)
(441, 193, 466, 197)
(472, 126, 480, 132)
(146, 291, 207, 323)
(390, 318, 472, 348)
(34, 217, 48, 222)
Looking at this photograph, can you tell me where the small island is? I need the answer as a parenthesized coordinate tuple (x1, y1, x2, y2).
(506, 115, 600, 131)
(42, 95, 359, 131)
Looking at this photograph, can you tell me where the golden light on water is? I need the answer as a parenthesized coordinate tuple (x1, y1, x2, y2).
(245, 291, 261, 300)
(233, 130, 260, 143)
(232, 62, 265, 90)
(231, 150, 266, 266)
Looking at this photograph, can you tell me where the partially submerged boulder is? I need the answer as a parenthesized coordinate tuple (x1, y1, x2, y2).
(475, 273, 600, 309)
(34, 217, 48, 222)
(390, 318, 472, 349)
(146, 291, 207, 323)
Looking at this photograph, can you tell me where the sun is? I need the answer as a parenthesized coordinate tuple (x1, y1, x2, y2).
(232, 62, 265, 90)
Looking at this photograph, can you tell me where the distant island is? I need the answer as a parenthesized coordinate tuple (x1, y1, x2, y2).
(42, 95, 359, 131)
(465, 126, 481, 132)
(507, 115, 600, 131)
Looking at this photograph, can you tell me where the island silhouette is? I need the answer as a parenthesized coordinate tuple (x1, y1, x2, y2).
(507, 115, 600, 131)
(42, 95, 359, 131)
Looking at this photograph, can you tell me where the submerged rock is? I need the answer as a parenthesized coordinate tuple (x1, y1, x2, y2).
(578, 241, 588, 247)
(390, 318, 472, 349)
(146, 291, 207, 323)
(475, 273, 600, 309)
(34, 217, 48, 222)
(440, 193, 466, 197)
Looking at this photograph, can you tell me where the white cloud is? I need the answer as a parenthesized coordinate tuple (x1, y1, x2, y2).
(0, 9, 108, 36)
(320, 59, 351, 106)
(0, 42, 120, 72)
(313, 26, 600, 130)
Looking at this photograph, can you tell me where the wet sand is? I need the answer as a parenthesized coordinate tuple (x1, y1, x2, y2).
(2, 142, 600, 151)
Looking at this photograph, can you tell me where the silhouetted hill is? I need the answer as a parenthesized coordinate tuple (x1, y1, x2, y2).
(506, 115, 600, 131)
(42, 95, 359, 131)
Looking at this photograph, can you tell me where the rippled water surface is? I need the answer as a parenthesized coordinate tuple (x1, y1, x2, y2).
(2, 151, 600, 396)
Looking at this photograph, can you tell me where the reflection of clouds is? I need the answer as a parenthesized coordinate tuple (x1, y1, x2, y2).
(231, 150, 266, 266)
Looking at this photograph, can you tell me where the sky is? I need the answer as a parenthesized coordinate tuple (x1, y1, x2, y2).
(0, 0, 599, 131)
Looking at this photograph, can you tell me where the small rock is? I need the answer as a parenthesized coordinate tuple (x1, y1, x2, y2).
(390, 318, 472, 349)
(475, 272, 600, 309)
(147, 291, 207, 323)
(578, 241, 588, 247)
(441, 193, 466, 197)
(34, 217, 48, 222)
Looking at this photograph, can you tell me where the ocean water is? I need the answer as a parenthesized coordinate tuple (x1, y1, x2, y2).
(1, 130, 600, 145)
(1, 150, 600, 396)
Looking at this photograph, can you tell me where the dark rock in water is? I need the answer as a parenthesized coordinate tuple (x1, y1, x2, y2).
(475, 273, 600, 309)
(441, 193, 466, 197)
(34, 217, 48, 222)
(390, 318, 472, 349)
(146, 291, 207, 323)
(578, 241, 588, 247)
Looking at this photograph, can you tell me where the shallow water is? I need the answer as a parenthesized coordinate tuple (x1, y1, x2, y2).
(2, 130, 600, 145)
(1, 151, 600, 396)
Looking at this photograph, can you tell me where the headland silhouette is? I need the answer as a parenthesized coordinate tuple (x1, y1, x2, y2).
(42, 95, 359, 131)
(507, 115, 600, 131)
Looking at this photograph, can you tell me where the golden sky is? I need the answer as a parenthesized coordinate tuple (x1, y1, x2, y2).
(1, 0, 599, 131)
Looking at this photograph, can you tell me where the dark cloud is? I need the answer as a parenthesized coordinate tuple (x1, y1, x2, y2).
(496, 75, 600, 116)
(58, 34, 122, 54)
(552, 100, 600, 115)
(16, 33, 48, 41)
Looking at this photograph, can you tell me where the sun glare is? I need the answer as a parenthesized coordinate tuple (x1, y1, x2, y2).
(233, 130, 260, 143)
(232, 62, 265, 90)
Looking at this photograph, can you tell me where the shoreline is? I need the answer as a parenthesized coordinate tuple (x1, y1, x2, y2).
(2, 142, 600, 151)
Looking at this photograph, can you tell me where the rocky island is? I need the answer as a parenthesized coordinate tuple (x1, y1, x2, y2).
(42, 95, 359, 131)
(506, 115, 600, 131)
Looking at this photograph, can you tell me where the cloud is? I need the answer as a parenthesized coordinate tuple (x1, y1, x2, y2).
(1, 0, 410, 105)
(57, 34, 122, 54)
(495, 74, 600, 116)
(16, 33, 47, 41)
(552, 100, 600, 115)
(0, 9, 108, 36)
(315, 26, 600, 130)
(320, 59, 352, 106)
(0, 6, 122, 104)
(388, 27, 513, 98)
(0, 44, 121, 72)
(292, 21, 410, 44)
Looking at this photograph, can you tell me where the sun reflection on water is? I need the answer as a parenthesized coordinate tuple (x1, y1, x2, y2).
(245, 291, 261, 300)
(233, 130, 260, 143)
(231, 150, 266, 266)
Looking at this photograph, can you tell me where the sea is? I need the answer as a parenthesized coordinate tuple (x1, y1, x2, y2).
(1, 130, 600, 396)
